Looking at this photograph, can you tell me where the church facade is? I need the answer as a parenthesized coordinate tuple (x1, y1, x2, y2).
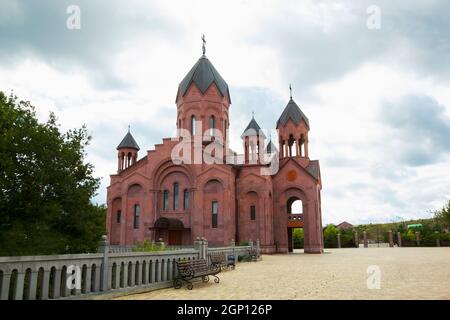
(106, 49, 323, 253)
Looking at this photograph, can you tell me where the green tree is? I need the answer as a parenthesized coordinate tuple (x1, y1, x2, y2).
(339, 228, 356, 248)
(292, 228, 304, 249)
(323, 224, 339, 248)
(435, 200, 450, 228)
(0, 91, 105, 256)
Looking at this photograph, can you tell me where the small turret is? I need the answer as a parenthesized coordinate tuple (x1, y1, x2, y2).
(117, 128, 140, 172)
(241, 114, 265, 164)
(276, 86, 309, 159)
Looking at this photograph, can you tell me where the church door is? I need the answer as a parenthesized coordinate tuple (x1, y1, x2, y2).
(168, 230, 182, 245)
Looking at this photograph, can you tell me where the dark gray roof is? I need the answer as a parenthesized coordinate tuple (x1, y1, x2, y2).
(265, 140, 278, 153)
(177, 55, 231, 102)
(306, 161, 320, 180)
(117, 132, 140, 150)
(276, 98, 309, 129)
(241, 117, 266, 138)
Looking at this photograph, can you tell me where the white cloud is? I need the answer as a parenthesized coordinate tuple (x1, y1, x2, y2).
(1, 0, 449, 225)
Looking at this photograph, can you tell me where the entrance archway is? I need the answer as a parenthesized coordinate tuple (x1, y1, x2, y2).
(153, 217, 186, 245)
(286, 197, 304, 252)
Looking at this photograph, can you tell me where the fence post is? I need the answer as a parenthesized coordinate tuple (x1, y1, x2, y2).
(256, 239, 261, 256)
(202, 237, 208, 261)
(337, 234, 341, 248)
(388, 230, 394, 247)
(230, 239, 236, 260)
(98, 235, 110, 292)
(354, 231, 359, 248)
(415, 231, 420, 246)
(1, 273, 11, 300)
(435, 232, 440, 247)
(249, 239, 253, 249)
(397, 232, 402, 247)
(363, 231, 368, 248)
(194, 237, 202, 259)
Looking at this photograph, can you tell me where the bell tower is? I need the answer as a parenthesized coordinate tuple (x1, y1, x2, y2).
(276, 86, 310, 159)
(175, 36, 231, 150)
(116, 127, 140, 172)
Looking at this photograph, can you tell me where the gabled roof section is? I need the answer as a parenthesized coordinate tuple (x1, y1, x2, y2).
(241, 117, 266, 138)
(276, 98, 310, 129)
(278, 158, 320, 182)
(117, 131, 140, 150)
(177, 55, 231, 103)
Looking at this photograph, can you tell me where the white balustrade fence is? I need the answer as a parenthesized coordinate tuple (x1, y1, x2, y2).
(0, 238, 259, 300)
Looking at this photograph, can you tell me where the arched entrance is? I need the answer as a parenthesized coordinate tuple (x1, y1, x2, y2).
(286, 197, 303, 252)
(153, 217, 186, 245)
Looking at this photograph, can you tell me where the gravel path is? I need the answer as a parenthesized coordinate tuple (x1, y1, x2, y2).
(115, 248, 450, 300)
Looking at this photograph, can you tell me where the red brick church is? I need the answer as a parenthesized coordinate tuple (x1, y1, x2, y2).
(106, 45, 324, 253)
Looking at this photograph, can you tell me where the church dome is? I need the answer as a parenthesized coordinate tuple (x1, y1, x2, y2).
(241, 116, 266, 138)
(276, 98, 309, 129)
(117, 131, 140, 150)
(177, 55, 231, 103)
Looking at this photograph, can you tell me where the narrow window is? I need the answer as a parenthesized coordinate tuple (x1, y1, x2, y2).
(133, 205, 140, 229)
(173, 182, 179, 210)
(191, 115, 196, 135)
(212, 201, 218, 228)
(127, 152, 132, 166)
(116, 210, 121, 223)
(250, 205, 256, 221)
(183, 189, 190, 210)
(209, 115, 215, 136)
(163, 190, 169, 210)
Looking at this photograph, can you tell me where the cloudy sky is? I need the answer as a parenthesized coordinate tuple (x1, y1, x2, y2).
(1, 0, 449, 225)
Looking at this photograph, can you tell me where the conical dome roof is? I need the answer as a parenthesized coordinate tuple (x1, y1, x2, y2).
(265, 139, 278, 153)
(117, 131, 140, 150)
(177, 55, 231, 102)
(241, 116, 266, 138)
(276, 98, 309, 129)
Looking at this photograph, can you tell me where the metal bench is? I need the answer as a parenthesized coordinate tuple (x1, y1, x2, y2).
(173, 259, 221, 290)
(248, 247, 261, 261)
(208, 252, 236, 270)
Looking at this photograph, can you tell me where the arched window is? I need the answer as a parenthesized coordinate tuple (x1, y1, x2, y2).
(173, 182, 179, 210)
(287, 198, 303, 214)
(133, 204, 140, 229)
(116, 210, 121, 223)
(249, 141, 255, 161)
(250, 205, 256, 220)
(183, 189, 190, 210)
(288, 134, 295, 157)
(300, 135, 305, 157)
(191, 115, 196, 135)
(212, 201, 218, 228)
(209, 115, 215, 136)
(163, 190, 169, 210)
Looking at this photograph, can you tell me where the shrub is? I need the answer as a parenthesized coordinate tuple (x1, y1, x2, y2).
(132, 240, 167, 252)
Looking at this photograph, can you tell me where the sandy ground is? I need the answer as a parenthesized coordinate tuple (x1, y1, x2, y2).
(115, 248, 450, 300)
